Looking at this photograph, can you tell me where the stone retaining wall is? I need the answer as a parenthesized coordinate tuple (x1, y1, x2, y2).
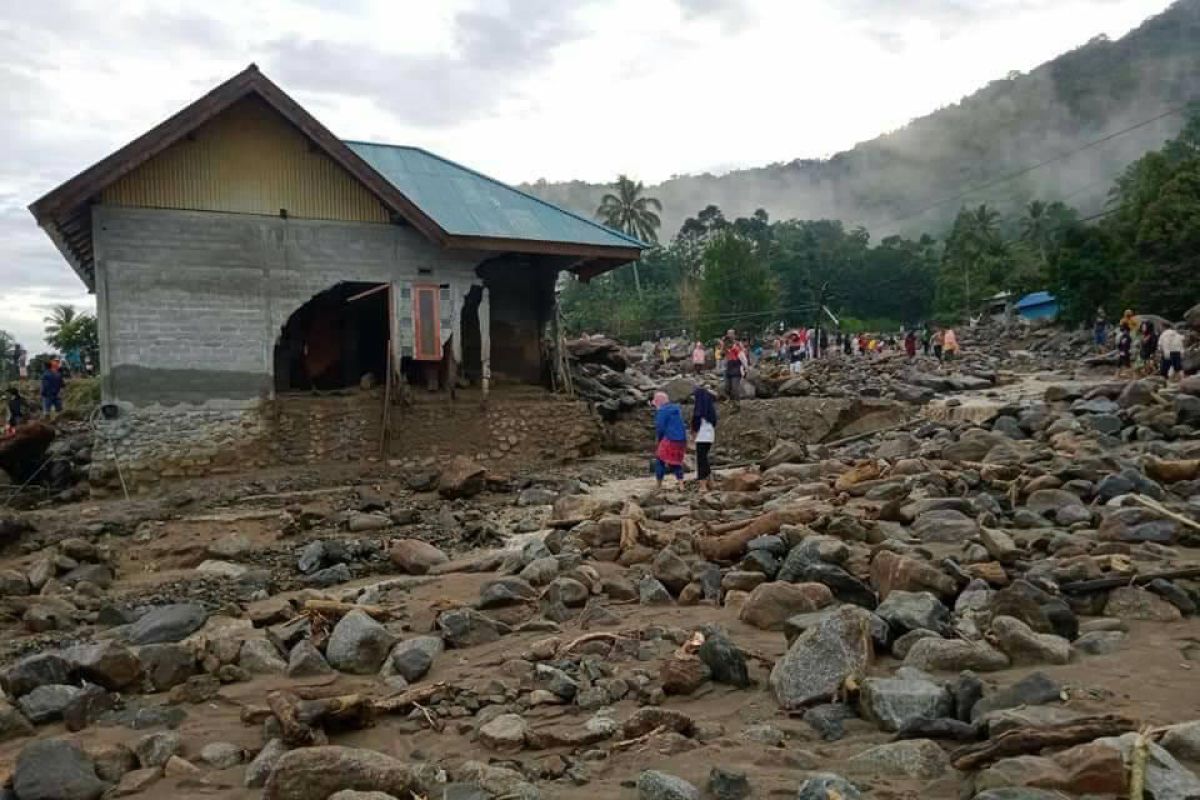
(88, 390, 603, 494)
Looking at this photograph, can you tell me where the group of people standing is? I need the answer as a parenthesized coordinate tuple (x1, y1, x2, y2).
(4, 358, 66, 436)
(1104, 309, 1187, 380)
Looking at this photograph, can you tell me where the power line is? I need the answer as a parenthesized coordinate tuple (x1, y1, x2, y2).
(865, 104, 1188, 234)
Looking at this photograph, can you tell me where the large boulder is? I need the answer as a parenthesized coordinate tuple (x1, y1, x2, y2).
(846, 738, 950, 779)
(769, 606, 874, 710)
(389, 540, 448, 575)
(325, 610, 397, 674)
(858, 677, 952, 732)
(64, 642, 142, 691)
(126, 603, 208, 645)
(875, 591, 950, 635)
(263, 746, 436, 800)
(903, 637, 1010, 672)
(739, 583, 833, 630)
(13, 738, 107, 800)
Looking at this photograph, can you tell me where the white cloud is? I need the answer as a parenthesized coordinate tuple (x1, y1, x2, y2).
(0, 0, 1175, 349)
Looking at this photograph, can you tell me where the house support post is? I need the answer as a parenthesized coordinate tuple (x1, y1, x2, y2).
(479, 287, 492, 401)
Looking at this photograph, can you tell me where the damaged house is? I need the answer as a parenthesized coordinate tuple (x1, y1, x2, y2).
(29, 65, 643, 490)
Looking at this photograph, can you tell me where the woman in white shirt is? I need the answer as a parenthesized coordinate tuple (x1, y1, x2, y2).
(691, 385, 718, 490)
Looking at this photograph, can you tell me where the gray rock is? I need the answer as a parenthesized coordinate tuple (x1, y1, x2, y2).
(4, 652, 71, 697)
(707, 767, 750, 800)
(298, 541, 326, 574)
(651, 549, 691, 594)
(136, 642, 196, 691)
(698, 631, 750, 688)
(1096, 733, 1200, 800)
(436, 608, 506, 648)
(134, 730, 182, 768)
(912, 509, 978, 542)
(990, 616, 1071, 665)
(18, 683, 82, 723)
(769, 606, 874, 710)
(305, 563, 352, 588)
(638, 576, 673, 605)
(876, 591, 950, 635)
(0, 701, 34, 742)
(1074, 630, 1126, 656)
(13, 738, 106, 800)
(199, 741, 244, 769)
(846, 738, 950, 778)
(636, 769, 701, 800)
(904, 638, 1009, 672)
(244, 738, 288, 788)
(796, 773, 862, 800)
(262, 745, 437, 800)
(64, 641, 142, 691)
(1161, 720, 1200, 761)
(479, 713, 527, 752)
(389, 636, 443, 681)
(239, 638, 287, 674)
(478, 577, 538, 609)
(326, 610, 397, 674)
(535, 664, 579, 700)
(126, 603, 207, 645)
(971, 672, 1062, 722)
(287, 639, 334, 677)
(858, 677, 953, 732)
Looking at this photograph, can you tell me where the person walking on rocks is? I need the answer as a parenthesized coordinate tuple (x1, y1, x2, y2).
(1159, 324, 1185, 381)
(1116, 322, 1133, 377)
(932, 328, 944, 362)
(651, 391, 687, 488)
(691, 341, 706, 375)
(904, 330, 917, 360)
(1138, 320, 1158, 376)
(1093, 311, 1109, 353)
(40, 358, 64, 417)
(5, 387, 25, 435)
(691, 385, 718, 490)
(723, 335, 747, 408)
(942, 327, 959, 362)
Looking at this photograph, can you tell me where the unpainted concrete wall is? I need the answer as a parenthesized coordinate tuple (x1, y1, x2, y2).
(93, 205, 485, 406)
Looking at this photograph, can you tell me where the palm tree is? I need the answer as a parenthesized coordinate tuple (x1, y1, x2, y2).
(1020, 200, 1051, 267)
(44, 304, 79, 348)
(596, 175, 662, 296)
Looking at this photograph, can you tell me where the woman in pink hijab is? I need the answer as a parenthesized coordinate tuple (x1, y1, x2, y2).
(652, 391, 687, 488)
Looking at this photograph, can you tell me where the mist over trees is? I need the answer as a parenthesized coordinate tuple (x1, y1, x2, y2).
(562, 108, 1200, 338)
(533, 0, 1200, 240)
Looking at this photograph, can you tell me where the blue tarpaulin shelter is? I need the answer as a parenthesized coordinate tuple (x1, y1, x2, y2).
(1015, 291, 1059, 321)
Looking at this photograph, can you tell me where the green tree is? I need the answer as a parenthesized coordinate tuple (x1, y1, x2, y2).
(596, 175, 663, 297)
(697, 232, 777, 339)
(44, 304, 98, 365)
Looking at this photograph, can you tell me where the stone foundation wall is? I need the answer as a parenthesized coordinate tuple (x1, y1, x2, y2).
(89, 402, 270, 495)
(88, 390, 603, 493)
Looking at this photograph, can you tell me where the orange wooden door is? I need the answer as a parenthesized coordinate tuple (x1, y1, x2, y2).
(411, 284, 443, 361)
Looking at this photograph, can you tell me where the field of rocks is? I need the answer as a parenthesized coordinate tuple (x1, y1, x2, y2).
(0, 325, 1199, 800)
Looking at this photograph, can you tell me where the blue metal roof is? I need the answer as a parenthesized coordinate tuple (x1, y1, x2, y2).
(1015, 291, 1057, 309)
(345, 141, 646, 250)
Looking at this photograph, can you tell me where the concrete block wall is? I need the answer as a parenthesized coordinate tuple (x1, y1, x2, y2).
(93, 205, 485, 406)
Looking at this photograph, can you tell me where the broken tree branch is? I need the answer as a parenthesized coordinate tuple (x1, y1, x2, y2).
(1060, 566, 1200, 594)
(950, 714, 1135, 771)
(1127, 494, 1200, 533)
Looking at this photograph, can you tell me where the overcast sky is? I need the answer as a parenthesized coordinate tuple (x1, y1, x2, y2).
(0, 0, 1174, 351)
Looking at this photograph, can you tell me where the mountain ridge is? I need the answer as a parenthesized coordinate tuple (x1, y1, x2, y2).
(523, 0, 1200, 239)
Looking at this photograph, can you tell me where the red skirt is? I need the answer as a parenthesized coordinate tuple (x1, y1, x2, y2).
(656, 438, 687, 466)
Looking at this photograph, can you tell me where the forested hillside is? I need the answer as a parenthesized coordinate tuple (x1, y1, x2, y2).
(527, 0, 1200, 239)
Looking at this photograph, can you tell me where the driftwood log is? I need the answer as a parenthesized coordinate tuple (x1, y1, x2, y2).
(698, 506, 819, 562)
(242, 682, 448, 744)
(950, 714, 1135, 771)
(301, 600, 391, 620)
(1060, 566, 1200, 594)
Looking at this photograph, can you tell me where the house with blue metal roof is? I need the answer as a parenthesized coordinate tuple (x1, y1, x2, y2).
(27, 65, 645, 483)
(1015, 291, 1059, 321)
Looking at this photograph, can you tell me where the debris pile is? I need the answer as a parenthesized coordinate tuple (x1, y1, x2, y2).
(0, 345, 1197, 798)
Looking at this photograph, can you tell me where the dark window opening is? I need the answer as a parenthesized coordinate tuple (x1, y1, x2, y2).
(274, 282, 389, 392)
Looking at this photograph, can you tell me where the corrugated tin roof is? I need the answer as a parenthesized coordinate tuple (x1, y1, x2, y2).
(1016, 291, 1057, 309)
(345, 141, 646, 249)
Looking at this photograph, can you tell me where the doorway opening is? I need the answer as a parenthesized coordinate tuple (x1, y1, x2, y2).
(460, 284, 483, 386)
(274, 282, 389, 392)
